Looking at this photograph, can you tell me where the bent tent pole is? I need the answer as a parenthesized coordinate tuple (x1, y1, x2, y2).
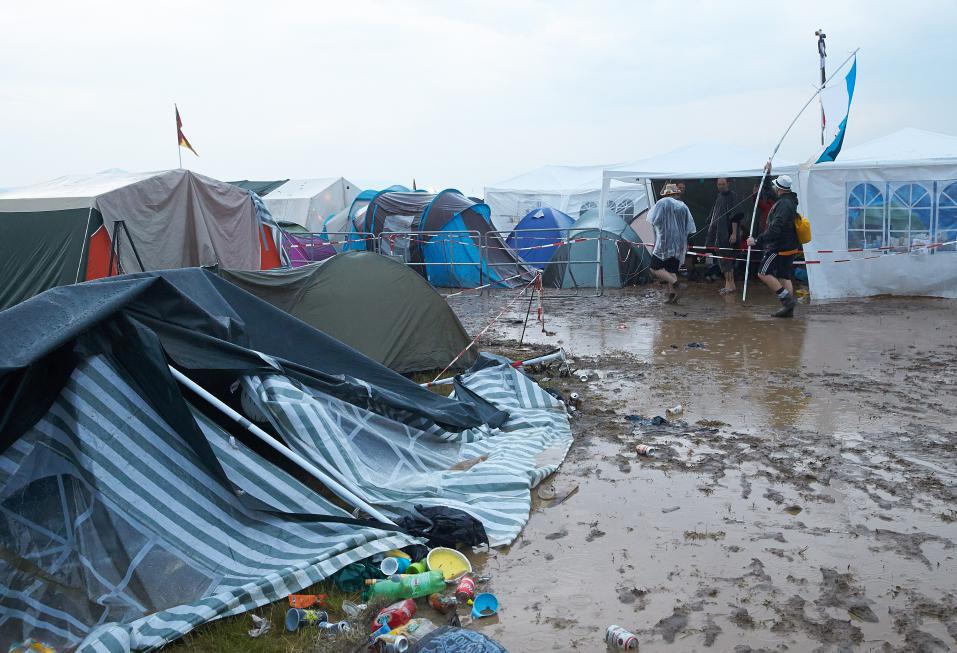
(424, 349, 567, 387)
(168, 365, 397, 527)
(742, 47, 860, 302)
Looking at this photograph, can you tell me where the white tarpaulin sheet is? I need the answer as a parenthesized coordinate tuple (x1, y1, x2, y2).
(798, 128, 957, 299)
(607, 142, 800, 180)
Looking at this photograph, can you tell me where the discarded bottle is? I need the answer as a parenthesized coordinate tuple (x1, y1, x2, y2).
(636, 444, 656, 456)
(370, 599, 416, 633)
(365, 571, 446, 602)
(666, 404, 683, 418)
(606, 625, 639, 650)
(429, 593, 457, 614)
(454, 575, 476, 603)
(341, 600, 366, 618)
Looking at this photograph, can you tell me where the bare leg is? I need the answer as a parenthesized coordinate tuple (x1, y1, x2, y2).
(783, 279, 794, 295)
(651, 268, 678, 302)
(723, 269, 736, 292)
(757, 273, 782, 293)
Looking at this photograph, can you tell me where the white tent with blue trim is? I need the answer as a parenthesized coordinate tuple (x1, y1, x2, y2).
(798, 128, 957, 299)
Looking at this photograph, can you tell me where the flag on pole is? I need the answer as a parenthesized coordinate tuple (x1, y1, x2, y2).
(175, 105, 199, 157)
(816, 55, 857, 163)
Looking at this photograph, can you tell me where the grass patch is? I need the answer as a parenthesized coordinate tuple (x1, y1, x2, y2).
(162, 582, 380, 653)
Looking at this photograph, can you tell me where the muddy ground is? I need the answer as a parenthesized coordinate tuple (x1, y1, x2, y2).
(445, 283, 957, 652)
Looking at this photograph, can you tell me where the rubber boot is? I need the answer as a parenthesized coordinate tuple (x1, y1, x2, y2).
(772, 295, 796, 318)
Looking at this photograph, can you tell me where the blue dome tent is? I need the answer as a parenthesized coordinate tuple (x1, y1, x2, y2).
(363, 189, 537, 288)
(505, 207, 576, 269)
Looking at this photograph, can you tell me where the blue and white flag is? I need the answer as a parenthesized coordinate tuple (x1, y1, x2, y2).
(817, 56, 857, 163)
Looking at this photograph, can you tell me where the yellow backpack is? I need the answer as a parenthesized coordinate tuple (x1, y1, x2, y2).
(794, 213, 812, 245)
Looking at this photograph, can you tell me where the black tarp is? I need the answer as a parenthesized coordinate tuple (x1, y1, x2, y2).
(0, 269, 506, 454)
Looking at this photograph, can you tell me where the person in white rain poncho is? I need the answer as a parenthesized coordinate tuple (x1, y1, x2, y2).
(647, 183, 697, 304)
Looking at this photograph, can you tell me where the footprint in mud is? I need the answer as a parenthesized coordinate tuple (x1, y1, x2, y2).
(654, 605, 690, 643)
(586, 527, 606, 542)
(616, 586, 650, 609)
(545, 528, 568, 540)
(730, 607, 755, 629)
(764, 488, 785, 504)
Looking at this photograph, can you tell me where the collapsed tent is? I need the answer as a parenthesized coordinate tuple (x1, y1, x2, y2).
(262, 177, 361, 232)
(362, 189, 538, 288)
(0, 269, 571, 651)
(542, 210, 651, 288)
(485, 163, 649, 231)
(220, 252, 477, 372)
(505, 207, 576, 268)
(0, 169, 266, 310)
(797, 128, 957, 299)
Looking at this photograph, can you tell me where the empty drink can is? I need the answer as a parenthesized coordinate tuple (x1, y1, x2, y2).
(375, 633, 410, 653)
(454, 575, 476, 603)
(636, 444, 656, 456)
(606, 625, 638, 649)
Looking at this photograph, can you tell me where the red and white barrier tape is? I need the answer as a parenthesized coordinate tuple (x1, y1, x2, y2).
(429, 274, 541, 385)
(442, 272, 533, 298)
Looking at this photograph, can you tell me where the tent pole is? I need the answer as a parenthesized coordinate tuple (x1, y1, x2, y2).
(597, 174, 611, 296)
(168, 365, 397, 526)
(742, 48, 859, 302)
(73, 207, 95, 284)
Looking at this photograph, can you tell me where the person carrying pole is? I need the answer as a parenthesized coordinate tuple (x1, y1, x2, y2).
(648, 183, 696, 304)
(747, 175, 800, 318)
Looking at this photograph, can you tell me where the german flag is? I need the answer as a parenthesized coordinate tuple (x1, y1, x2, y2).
(175, 104, 198, 156)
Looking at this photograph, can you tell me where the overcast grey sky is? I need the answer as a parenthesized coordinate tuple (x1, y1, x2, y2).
(2, 1, 955, 194)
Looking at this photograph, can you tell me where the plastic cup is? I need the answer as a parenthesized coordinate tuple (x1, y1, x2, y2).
(285, 608, 328, 631)
(407, 561, 428, 574)
(380, 556, 411, 576)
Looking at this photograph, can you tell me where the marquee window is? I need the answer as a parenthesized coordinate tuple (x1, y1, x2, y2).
(937, 182, 957, 252)
(847, 183, 885, 250)
(887, 183, 933, 248)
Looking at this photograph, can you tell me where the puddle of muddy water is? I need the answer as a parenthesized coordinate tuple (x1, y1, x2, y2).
(447, 288, 957, 651)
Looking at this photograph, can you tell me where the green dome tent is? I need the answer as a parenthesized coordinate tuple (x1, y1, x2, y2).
(542, 210, 651, 288)
(220, 251, 476, 373)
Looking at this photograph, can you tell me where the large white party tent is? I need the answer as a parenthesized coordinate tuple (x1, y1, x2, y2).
(262, 177, 361, 232)
(797, 127, 957, 299)
(485, 163, 649, 232)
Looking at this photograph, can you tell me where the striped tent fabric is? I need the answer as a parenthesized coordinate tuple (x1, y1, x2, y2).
(242, 360, 574, 547)
(0, 355, 415, 652)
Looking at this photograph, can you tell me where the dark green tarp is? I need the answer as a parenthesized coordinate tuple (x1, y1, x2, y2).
(0, 208, 101, 310)
(228, 179, 289, 196)
(219, 251, 477, 373)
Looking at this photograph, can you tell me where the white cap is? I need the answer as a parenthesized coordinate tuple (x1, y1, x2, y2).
(772, 175, 793, 190)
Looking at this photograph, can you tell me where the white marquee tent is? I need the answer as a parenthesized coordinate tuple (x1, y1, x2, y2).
(600, 142, 800, 250)
(485, 163, 649, 232)
(797, 127, 957, 299)
(262, 177, 360, 232)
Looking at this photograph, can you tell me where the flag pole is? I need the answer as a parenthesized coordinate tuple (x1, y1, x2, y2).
(741, 47, 859, 303)
(816, 30, 827, 146)
(175, 103, 182, 169)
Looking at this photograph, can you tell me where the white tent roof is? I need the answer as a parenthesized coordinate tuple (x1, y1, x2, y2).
(487, 163, 618, 193)
(264, 177, 347, 200)
(607, 142, 800, 179)
(809, 128, 957, 169)
(262, 177, 360, 230)
(0, 169, 162, 212)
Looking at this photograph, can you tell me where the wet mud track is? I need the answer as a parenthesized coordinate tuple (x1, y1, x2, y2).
(448, 285, 957, 652)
